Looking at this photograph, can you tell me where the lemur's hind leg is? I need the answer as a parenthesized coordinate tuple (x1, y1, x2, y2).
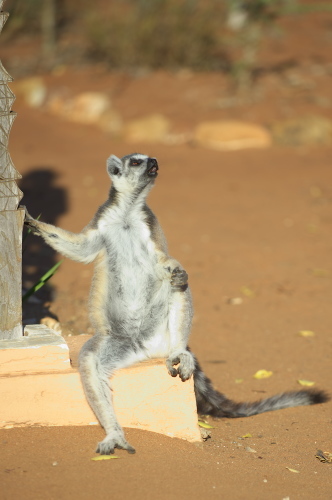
(79, 335, 142, 455)
(166, 287, 195, 382)
(153, 256, 194, 380)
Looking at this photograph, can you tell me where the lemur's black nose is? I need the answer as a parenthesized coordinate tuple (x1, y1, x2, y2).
(148, 157, 158, 169)
(147, 157, 159, 176)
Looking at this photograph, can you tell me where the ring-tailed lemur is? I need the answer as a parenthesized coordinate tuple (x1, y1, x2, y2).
(24, 153, 329, 455)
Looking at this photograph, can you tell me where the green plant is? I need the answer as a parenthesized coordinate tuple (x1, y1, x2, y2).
(225, 0, 298, 92)
(22, 214, 62, 302)
(5, 0, 332, 85)
(2, 0, 42, 39)
(22, 260, 62, 302)
(225, 0, 332, 93)
(84, 0, 228, 70)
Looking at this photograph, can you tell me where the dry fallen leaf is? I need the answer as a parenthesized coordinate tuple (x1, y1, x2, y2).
(91, 455, 120, 461)
(315, 450, 332, 463)
(253, 369, 273, 379)
(286, 467, 300, 473)
(297, 379, 315, 387)
(198, 421, 214, 429)
(298, 330, 315, 337)
(311, 268, 329, 277)
(242, 433, 252, 438)
(240, 286, 255, 298)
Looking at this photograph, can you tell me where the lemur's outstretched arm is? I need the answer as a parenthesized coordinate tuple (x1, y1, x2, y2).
(23, 207, 103, 264)
(23, 206, 189, 289)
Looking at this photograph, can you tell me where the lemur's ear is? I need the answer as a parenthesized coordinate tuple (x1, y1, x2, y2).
(107, 155, 122, 177)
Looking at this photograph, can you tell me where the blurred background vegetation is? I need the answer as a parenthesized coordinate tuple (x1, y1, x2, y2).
(2, 1, 332, 88)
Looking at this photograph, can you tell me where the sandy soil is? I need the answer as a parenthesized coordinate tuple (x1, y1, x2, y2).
(1, 9, 332, 499)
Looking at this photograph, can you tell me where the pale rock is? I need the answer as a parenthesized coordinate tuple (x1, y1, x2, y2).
(271, 115, 332, 146)
(123, 114, 171, 144)
(67, 92, 111, 124)
(227, 9, 248, 31)
(40, 316, 62, 335)
(47, 91, 111, 124)
(12, 77, 47, 108)
(194, 120, 272, 151)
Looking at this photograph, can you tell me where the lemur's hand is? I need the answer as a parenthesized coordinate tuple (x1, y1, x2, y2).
(156, 254, 188, 290)
(170, 266, 188, 291)
(22, 206, 41, 234)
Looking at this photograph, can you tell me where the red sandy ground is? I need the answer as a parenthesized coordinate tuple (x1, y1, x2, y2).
(1, 10, 332, 500)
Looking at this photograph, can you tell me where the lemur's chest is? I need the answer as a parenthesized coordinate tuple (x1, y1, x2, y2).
(98, 206, 163, 314)
(98, 207, 156, 269)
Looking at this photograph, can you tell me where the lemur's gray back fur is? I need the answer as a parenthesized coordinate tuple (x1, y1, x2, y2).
(24, 153, 329, 455)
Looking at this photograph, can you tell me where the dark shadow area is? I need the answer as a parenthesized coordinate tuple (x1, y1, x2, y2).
(19, 168, 68, 324)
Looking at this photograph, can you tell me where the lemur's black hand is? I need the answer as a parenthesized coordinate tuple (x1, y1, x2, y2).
(21, 206, 41, 234)
(170, 267, 188, 291)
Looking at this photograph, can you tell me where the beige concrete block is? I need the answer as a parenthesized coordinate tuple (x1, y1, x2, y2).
(0, 328, 201, 442)
(112, 360, 201, 441)
(0, 325, 70, 375)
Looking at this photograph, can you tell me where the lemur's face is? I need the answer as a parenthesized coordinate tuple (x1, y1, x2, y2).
(107, 154, 158, 192)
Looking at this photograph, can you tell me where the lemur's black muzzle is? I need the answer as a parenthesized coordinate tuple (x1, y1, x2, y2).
(147, 158, 159, 177)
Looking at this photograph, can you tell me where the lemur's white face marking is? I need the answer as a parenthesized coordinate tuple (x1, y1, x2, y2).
(106, 153, 158, 193)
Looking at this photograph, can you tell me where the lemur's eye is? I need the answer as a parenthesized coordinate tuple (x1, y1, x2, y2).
(130, 159, 143, 166)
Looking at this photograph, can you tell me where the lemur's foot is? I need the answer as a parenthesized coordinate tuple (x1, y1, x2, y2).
(170, 267, 188, 291)
(166, 351, 195, 382)
(96, 431, 136, 455)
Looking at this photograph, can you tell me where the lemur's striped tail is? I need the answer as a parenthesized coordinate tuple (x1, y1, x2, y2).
(193, 357, 329, 418)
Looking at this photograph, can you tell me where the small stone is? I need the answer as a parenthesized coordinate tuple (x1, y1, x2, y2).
(245, 446, 257, 453)
(40, 317, 62, 335)
(199, 427, 212, 441)
(227, 297, 243, 305)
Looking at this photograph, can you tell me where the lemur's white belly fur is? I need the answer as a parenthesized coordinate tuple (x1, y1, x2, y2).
(97, 207, 171, 355)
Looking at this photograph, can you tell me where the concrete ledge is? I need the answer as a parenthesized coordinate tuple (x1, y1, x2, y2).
(0, 325, 70, 375)
(0, 326, 201, 443)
